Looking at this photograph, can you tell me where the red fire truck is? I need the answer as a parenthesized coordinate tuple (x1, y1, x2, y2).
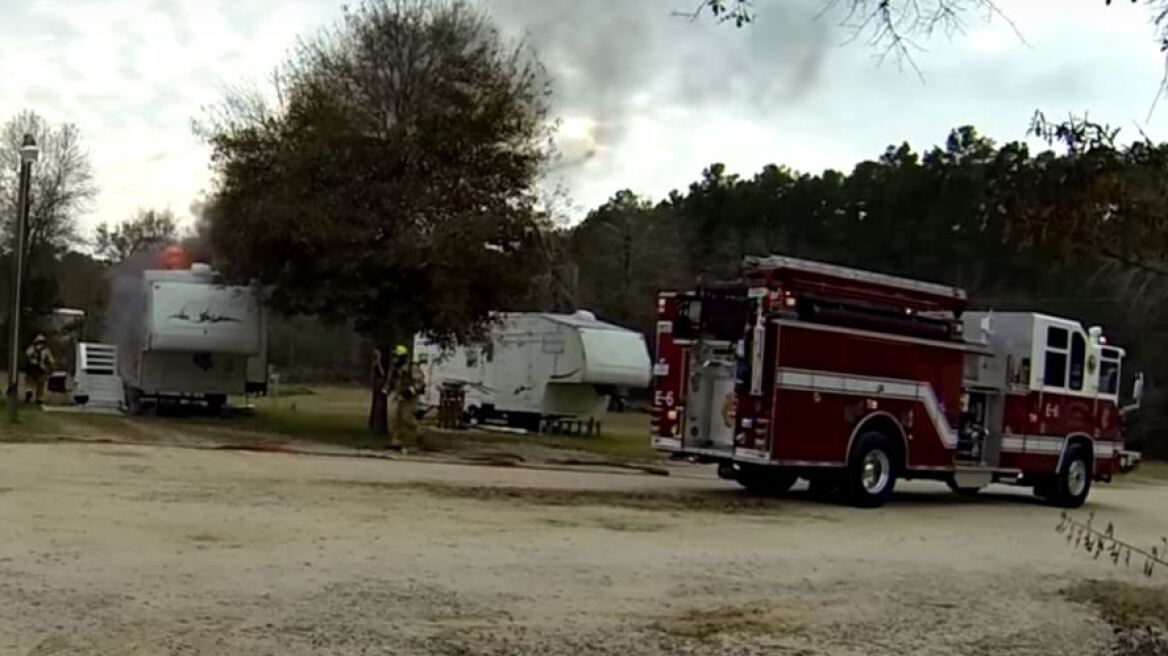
(650, 255, 1143, 508)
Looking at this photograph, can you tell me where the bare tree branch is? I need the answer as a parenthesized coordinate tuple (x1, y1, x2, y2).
(0, 111, 96, 261)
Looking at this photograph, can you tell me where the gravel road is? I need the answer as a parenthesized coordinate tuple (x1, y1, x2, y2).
(0, 441, 1164, 655)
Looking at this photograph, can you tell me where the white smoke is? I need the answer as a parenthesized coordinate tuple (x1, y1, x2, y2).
(102, 249, 160, 364)
(484, 0, 830, 170)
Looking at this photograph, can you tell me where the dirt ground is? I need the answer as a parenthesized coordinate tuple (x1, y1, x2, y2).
(0, 436, 1165, 655)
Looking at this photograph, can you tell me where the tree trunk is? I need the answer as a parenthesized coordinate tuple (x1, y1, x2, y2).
(368, 348, 389, 438)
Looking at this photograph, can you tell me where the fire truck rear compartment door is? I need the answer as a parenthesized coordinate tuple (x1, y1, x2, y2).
(682, 359, 735, 451)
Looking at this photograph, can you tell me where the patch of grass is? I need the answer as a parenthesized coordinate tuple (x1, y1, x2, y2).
(651, 605, 803, 641)
(42, 412, 161, 441)
(522, 411, 657, 460)
(212, 386, 378, 448)
(246, 407, 374, 448)
(1065, 580, 1168, 630)
(1135, 461, 1168, 482)
(0, 402, 58, 440)
(240, 386, 659, 460)
(27, 385, 660, 462)
(272, 386, 317, 398)
(423, 410, 658, 461)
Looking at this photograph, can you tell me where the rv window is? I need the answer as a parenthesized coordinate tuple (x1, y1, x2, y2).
(465, 349, 479, 368)
(484, 341, 494, 362)
(541, 335, 565, 354)
(1099, 358, 1121, 396)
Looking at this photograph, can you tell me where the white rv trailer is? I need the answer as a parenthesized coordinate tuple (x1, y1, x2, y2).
(117, 263, 268, 413)
(414, 311, 652, 430)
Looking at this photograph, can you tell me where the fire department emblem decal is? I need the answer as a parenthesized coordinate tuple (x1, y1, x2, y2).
(721, 392, 736, 428)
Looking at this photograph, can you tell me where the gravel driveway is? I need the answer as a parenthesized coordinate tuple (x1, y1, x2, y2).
(0, 441, 1163, 655)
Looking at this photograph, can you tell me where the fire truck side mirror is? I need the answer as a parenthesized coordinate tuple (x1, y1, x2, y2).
(1123, 372, 1145, 417)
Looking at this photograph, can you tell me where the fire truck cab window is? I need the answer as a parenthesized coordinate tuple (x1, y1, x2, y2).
(1068, 332, 1086, 391)
(1099, 347, 1122, 396)
(1043, 326, 1069, 388)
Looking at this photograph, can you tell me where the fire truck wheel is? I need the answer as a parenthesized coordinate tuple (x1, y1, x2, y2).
(736, 466, 797, 496)
(1051, 444, 1092, 509)
(845, 432, 899, 508)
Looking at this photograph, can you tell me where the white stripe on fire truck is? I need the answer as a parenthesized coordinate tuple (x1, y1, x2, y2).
(775, 369, 959, 449)
(1001, 436, 1118, 459)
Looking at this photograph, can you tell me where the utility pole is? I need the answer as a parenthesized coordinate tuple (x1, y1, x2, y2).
(6, 134, 38, 423)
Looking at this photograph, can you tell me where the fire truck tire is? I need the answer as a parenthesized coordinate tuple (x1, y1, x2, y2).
(1051, 444, 1092, 509)
(844, 432, 899, 508)
(736, 466, 797, 496)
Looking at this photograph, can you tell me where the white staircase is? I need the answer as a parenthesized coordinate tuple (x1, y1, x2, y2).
(74, 343, 123, 411)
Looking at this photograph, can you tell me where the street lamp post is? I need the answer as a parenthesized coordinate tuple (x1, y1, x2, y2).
(6, 134, 38, 423)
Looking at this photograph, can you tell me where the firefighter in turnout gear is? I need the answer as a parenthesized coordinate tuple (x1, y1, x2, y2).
(388, 345, 425, 450)
(23, 335, 55, 405)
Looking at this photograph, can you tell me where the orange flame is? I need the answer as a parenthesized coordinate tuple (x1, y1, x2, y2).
(159, 245, 189, 270)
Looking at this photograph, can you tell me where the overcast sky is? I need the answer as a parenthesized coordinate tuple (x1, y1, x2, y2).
(0, 0, 1164, 232)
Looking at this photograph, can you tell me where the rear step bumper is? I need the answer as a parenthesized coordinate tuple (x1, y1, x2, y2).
(1118, 450, 1142, 474)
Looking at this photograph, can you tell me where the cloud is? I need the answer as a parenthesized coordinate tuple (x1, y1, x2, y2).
(0, 0, 337, 233)
(0, 0, 1165, 233)
(485, 0, 1168, 214)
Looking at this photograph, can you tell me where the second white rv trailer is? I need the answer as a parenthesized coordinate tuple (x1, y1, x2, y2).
(414, 311, 651, 429)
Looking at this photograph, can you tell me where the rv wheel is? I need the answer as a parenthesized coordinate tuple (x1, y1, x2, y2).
(464, 406, 481, 426)
(205, 394, 227, 414)
(844, 432, 899, 508)
(123, 385, 143, 416)
(1051, 443, 1092, 509)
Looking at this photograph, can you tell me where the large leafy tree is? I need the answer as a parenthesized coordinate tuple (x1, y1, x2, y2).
(201, 0, 553, 432)
(201, 0, 552, 344)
